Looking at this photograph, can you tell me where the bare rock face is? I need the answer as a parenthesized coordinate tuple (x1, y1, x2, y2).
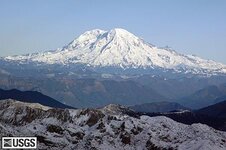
(0, 99, 226, 150)
(0, 99, 72, 125)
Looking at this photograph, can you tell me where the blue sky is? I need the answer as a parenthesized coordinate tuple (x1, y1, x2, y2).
(0, 0, 226, 63)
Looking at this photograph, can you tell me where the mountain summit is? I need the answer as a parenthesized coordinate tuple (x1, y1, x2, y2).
(4, 28, 226, 75)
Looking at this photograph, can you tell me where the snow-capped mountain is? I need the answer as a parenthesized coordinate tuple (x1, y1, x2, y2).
(3, 28, 226, 75)
(0, 99, 226, 150)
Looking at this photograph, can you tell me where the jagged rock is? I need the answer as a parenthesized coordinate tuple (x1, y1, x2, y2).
(0, 99, 225, 150)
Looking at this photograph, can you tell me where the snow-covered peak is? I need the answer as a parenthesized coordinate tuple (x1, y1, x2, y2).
(111, 28, 130, 33)
(108, 28, 138, 38)
(65, 28, 141, 51)
(66, 29, 106, 50)
(3, 28, 226, 75)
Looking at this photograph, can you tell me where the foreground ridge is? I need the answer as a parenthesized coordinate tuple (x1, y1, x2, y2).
(0, 99, 225, 150)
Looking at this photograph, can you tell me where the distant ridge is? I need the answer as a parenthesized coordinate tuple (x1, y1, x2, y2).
(130, 101, 188, 113)
(197, 100, 226, 119)
(0, 89, 74, 109)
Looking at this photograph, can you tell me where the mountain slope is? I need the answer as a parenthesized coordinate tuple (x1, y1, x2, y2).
(180, 84, 226, 109)
(140, 100, 226, 131)
(130, 101, 188, 113)
(0, 89, 73, 109)
(197, 100, 226, 119)
(0, 78, 165, 108)
(3, 28, 226, 75)
(0, 99, 225, 150)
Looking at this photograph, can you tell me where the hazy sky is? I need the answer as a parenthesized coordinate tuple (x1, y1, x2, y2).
(0, 0, 226, 63)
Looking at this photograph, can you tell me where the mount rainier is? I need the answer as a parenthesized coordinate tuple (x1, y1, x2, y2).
(2, 28, 226, 76)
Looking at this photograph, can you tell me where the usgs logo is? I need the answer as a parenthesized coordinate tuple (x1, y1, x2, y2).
(1, 137, 37, 149)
